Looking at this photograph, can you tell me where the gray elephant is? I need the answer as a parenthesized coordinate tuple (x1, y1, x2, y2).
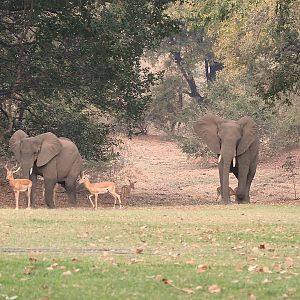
(9, 130, 83, 208)
(194, 114, 259, 204)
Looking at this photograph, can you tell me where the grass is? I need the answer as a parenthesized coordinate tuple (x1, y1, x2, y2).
(0, 205, 299, 299)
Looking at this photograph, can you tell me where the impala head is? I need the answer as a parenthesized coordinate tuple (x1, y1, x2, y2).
(129, 180, 137, 189)
(4, 163, 21, 180)
(79, 172, 89, 184)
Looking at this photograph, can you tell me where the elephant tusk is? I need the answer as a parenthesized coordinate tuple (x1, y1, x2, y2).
(218, 155, 222, 163)
(30, 168, 33, 175)
(233, 157, 236, 167)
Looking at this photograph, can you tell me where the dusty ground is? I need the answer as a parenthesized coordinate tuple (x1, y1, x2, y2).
(0, 134, 299, 208)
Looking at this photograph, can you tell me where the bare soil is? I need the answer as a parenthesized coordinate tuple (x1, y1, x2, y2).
(0, 134, 299, 208)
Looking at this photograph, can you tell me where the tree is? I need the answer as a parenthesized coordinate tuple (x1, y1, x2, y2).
(202, 0, 300, 104)
(154, 0, 299, 156)
(0, 0, 177, 158)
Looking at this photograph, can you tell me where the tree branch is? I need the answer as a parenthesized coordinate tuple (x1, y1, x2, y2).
(172, 50, 205, 104)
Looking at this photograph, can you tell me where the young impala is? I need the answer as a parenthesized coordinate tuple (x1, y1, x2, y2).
(216, 186, 237, 202)
(4, 163, 32, 209)
(79, 173, 122, 209)
(120, 180, 136, 204)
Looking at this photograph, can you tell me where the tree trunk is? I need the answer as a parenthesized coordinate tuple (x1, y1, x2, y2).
(172, 51, 205, 104)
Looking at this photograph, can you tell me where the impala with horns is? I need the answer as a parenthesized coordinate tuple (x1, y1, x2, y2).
(79, 172, 121, 209)
(4, 163, 32, 209)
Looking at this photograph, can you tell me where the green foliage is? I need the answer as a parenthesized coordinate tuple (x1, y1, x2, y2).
(259, 0, 300, 102)
(208, 0, 300, 103)
(206, 72, 299, 153)
(26, 95, 115, 161)
(0, 0, 178, 159)
(154, 0, 299, 157)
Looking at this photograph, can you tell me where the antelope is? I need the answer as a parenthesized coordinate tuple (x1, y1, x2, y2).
(121, 180, 136, 203)
(216, 186, 237, 202)
(79, 173, 122, 209)
(4, 163, 32, 210)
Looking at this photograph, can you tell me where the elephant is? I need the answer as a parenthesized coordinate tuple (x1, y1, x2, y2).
(9, 130, 83, 208)
(193, 114, 259, 204)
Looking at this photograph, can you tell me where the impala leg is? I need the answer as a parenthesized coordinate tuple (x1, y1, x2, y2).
(15, 191, 19, 210)
(53, 184, 56, 207)
(88, 194, 95, 208)
(113, 194, 116, 209)
(215, 188, 221, 202)
(27, 188, 31, 209)
(111, 192, 121, 208)
(109, 192, 116, 208)
(117, 194, 122, 208)
(95, 194, 98, 210)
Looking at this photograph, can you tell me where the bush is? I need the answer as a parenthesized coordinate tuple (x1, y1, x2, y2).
(19, 95, 118, 161)
(173, 72, 299, 157)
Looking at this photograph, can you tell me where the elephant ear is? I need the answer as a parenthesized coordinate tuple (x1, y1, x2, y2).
(237, 116, 258, 155)
(37, 133, 62, 167)
(193, 114, 224, 154)
(9, 130, 28, 163)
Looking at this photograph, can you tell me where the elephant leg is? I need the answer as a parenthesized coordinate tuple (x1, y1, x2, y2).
(65, 178, 77, 207)
(44, 180, 56, 208)
(219, 161, 231, 204)
(244, 154, 258, 202)
(244, 167, 256, 203)
(236, 158, 250, 204)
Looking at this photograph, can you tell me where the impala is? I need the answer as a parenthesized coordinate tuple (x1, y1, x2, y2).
(216, 186, 237, 202)
(79, 173, 121, 209)
(4, 163, 32, 209)
(120, 180, 136, 204)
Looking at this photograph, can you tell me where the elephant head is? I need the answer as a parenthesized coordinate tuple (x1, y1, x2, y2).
(9, 130, 62, 178)
(193, 114, 258, 203)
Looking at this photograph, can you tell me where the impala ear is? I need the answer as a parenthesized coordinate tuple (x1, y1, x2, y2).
(193, 114, 224, 154)
(237, 116, 258, 155)
(9, 130, 28, 163)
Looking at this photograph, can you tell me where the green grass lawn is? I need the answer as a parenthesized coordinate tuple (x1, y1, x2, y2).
(0, 204, 299, 299)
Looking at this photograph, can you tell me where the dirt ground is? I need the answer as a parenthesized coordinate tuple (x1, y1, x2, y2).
(0, 134, 299, 208)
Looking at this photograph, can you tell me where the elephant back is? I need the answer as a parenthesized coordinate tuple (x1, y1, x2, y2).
(57, 137, 83, 175)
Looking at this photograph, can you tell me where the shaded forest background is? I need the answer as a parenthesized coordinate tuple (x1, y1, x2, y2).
(1, 0, 299, 161)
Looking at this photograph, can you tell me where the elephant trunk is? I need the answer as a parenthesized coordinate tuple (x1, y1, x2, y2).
(20, 159, 35, 179)
(221, 158, 231, 203)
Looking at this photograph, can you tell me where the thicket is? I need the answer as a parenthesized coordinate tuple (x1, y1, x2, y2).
(0, 0, 177, 160)
(1, 0, 299, 162)
(147, 0, 299, 157)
